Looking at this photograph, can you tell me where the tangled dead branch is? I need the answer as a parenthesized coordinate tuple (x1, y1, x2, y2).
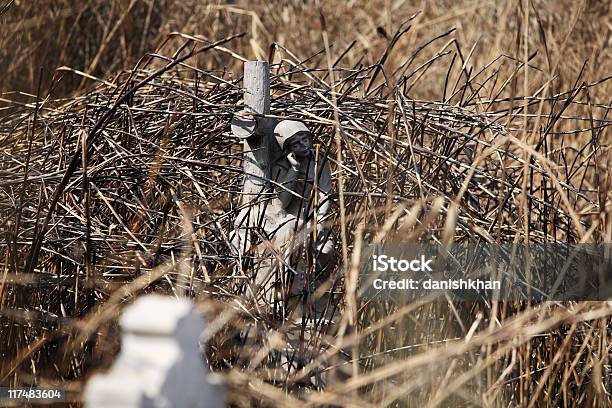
(0, 30, 610, 406)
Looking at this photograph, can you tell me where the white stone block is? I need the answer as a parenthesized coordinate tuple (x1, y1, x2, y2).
(85, 295, 224, 408)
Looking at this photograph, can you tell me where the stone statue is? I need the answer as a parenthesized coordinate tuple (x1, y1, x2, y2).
(268, 120, 335, 267)
(230, 115, 335, 308)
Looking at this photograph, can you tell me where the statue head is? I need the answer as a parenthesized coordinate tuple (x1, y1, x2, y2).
(274, 120, 312, 159)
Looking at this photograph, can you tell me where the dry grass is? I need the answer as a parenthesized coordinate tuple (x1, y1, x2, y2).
(2, 0, 610, 100)
(0, 1, 611, 407)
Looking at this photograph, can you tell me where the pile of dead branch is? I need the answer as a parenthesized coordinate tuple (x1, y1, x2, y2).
(1, 31, 610, 406)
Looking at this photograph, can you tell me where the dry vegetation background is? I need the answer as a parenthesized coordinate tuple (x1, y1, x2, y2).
(2, 0, 610, 101)
(1, 0, 611, 407)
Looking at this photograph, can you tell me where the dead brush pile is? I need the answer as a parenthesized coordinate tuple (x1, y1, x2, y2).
(1, 30, 611, 406)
